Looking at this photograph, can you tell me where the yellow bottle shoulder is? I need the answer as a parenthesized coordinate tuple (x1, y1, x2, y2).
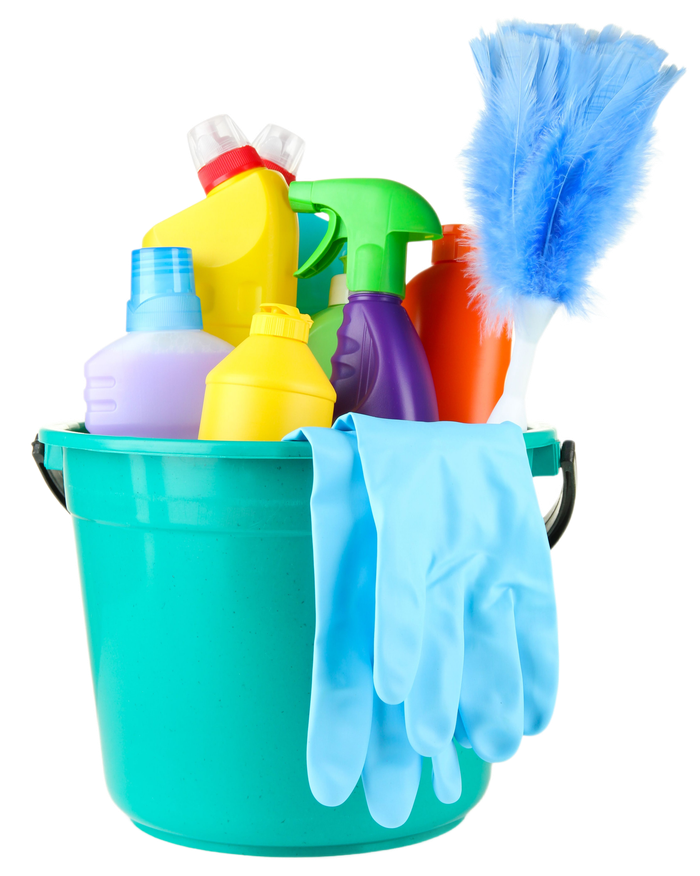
(207, 334, 336, 402)
(142, 168, 297, 266)
(143, 166, 299, 347)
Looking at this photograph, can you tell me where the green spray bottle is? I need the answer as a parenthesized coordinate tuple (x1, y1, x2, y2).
(289, 179, 442, 421)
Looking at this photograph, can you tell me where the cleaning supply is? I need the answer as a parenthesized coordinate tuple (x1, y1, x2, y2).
(308, 256, 348, 378)
(252, 123, 345, 316)
(404, 225, 511, 423)
(198, 304, 335, 441)
(284, 414, 557, 825)
(289, 179, 441, 421)
(84, 247, 232, 439)
(463, 23, 684, 430)
(143, 115, 298, 346)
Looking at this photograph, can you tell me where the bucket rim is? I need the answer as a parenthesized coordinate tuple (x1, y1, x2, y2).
(37, 422, 559, 464)
(38, 423, 314, 460)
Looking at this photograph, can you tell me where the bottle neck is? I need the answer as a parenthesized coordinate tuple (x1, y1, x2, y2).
(347, 292, 404, 304)
(431, 227, 473, 263)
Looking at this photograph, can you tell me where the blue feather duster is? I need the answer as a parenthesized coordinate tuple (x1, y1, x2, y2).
(451, 14, 688, 332)
(461, 22, 684, 428)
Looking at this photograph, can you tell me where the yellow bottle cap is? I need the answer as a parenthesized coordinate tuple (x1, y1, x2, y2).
(251, 303, 313, 343)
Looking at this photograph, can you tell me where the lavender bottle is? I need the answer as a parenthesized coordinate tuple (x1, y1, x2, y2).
(84, 247, 232, 439)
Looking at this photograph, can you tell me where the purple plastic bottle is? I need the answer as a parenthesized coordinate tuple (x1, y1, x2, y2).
(331, 293, 438, 421)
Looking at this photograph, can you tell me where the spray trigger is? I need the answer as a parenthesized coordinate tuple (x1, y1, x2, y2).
(295, 209, 347, 279)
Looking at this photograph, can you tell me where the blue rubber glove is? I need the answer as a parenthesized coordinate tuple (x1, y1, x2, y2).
(286, 425, 461, 828)
(285, 414, 557, 823)
(345, 415, 558, 763)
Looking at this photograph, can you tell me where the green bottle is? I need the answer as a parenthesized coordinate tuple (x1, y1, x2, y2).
(308, 256, 348, 378)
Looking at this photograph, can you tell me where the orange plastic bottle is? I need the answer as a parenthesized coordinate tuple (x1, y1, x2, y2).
(404, 225, 511, 424)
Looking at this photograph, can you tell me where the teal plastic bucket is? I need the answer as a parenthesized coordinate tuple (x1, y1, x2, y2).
(36, 424, 572, 857)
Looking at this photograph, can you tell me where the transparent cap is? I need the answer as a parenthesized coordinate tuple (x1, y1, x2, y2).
(252, 124, 305, 177)
(187, 115, 250, 172)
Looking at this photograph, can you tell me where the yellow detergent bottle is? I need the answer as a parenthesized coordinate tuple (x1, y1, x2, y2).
(143, 115, 299, 345)
(199, 304, 336, 441)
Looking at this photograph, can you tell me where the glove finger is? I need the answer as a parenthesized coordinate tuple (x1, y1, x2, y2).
(491, 433, 558, 737)
(460, 586, 524, 763)
(372, 544, 426, 705)
(362, 695, 422, 829)
(347, 417, 428, 706)
(513, 582, 558, 736)
(304, 429, 377, 807)
(405, 578, 465, 756)
(307, 660, 374, 807)
(431, 742, 462, 804)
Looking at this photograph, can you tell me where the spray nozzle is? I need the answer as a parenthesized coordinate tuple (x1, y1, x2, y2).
(289, 179, 442, 298)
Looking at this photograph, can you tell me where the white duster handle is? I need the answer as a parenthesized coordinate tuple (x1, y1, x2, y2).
(487, 298, 560, 430)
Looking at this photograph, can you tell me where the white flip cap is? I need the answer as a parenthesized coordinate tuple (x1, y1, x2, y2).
(187, 115, 249, 171)
(252, 124, 305, 177)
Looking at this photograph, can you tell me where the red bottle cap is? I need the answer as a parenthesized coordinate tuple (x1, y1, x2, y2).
(197, 145, 264, 194)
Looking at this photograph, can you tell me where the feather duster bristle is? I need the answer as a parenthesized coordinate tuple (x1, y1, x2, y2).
(462, 21, 684, 324)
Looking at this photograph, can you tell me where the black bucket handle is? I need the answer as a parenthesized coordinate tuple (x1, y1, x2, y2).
(544, 440, 576, 548)
(32, 436, 67, 510)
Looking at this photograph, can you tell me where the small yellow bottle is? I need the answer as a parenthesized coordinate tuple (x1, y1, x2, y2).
(199, 304, 336, 441)
(143, 115, 299, 346)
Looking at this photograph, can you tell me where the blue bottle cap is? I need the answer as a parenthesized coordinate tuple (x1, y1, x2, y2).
(127, 247, 203, 332)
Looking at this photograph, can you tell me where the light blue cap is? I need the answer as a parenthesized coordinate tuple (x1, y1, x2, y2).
(127, 247, 203, 332)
